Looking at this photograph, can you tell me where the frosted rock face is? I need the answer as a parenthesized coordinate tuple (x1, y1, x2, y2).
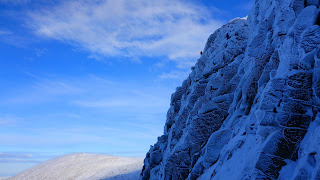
(141, 0, 320, 179)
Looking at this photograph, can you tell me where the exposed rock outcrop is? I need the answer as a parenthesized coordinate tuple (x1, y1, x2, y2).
(141, 0, 320, 179)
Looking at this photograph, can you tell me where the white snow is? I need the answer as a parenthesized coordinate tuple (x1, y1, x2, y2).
(8, 153, 143, 180)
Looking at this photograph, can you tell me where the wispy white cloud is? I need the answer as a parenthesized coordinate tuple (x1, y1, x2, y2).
(2, 73, 171, 114)
(1, 73, 84, 104)
(0, 73, 172, 161)
(0, 124, 161, 149)
(73, 99, 149, 108)
(34, 48, 48, 57)
(26, 0, 223, 67)
(0, 0, 30, 5)
(0, 132, 105, 146)
(159, 70, 191, 81)
(0, 158, 41, 163)
(0, 29, 12, 36)
(0, 29, 29, 47)
(73, 93, 169, 111)
(0, 151, 57, 176)
(0, 152, 56, 167)
(0, 115, 23, 126)
(235, 0, 254, 11)
(0, 152, 33, 158)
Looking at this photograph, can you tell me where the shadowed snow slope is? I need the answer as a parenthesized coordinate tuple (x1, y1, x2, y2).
(141, 0, 320, 179)
(9, 153, 143, 180)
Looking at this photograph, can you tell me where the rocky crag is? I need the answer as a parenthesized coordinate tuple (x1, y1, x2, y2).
(140, 0, 320, 179)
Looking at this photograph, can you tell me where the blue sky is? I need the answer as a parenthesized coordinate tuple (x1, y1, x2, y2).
(0, 0, 253, 177)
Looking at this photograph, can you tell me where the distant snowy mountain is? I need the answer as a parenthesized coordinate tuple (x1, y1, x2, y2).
(141, 0, 320, 179)
(9, 153, 143, 180)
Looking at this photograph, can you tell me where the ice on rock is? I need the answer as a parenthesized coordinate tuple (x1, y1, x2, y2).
(140, 0, 320, 179)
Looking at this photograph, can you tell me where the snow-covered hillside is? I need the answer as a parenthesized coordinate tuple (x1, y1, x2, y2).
(141, 0, 320, 179)
(9, 153, 143, 180)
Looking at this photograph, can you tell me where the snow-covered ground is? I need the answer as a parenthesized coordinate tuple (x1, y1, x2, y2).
(8, 153, 143, 180)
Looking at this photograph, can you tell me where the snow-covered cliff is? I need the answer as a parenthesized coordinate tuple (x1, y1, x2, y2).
(141, 0, 320, 179)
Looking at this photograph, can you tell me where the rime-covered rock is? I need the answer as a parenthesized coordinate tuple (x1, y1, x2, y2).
(141, 0, 320, 179)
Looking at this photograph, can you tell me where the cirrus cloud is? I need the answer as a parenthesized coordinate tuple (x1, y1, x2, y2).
(27, 0, 223, 67)
(0, 0, 30, 4)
